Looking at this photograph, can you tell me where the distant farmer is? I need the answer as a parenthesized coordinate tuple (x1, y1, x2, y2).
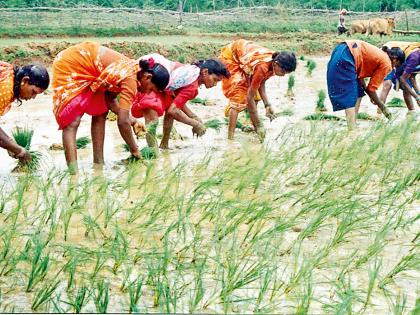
(337, 9, 348, 35)
(327, 40, 404, 129)
(52, 41, 169, 172)
(131, 53, 229, 150)
(379, 41, 420, 114)
(0, 62, 49, 166)
(219, 39, 296, 141)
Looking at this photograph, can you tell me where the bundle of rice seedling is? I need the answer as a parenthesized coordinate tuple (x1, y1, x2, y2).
(386, 97, 405, 107)
(204, 119, 223, 131)
(189, 97, 214, 106)
(286, 74, 295, 97)
(122, 144, 157, 160)
(357, 112, 377, 120)
(303, 113, 343, 121)
(12, 127, 42, 172)
(316, 89, 327, 112)
(76, 136, 91, 149)
(306, 59, 317, 76)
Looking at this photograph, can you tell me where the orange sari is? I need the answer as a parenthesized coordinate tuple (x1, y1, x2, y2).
(219, 39, 274, 115)
(52, 41, 139, 120)
(0, 62, 15, 117)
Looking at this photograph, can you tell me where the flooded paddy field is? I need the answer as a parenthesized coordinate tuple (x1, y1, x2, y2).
(0, 55, 419, 313)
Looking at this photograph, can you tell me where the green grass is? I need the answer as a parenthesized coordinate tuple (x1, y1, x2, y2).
(0, 119, 418, 313)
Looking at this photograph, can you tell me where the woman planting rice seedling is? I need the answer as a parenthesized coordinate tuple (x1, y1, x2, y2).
(379, 41, 420, 115)
(219, 39, 296, 141)
(0, 62, 49, 168)
(327, 40, 399, 129)
(131, 54, 229, 149)
(52, 42, 169, 172)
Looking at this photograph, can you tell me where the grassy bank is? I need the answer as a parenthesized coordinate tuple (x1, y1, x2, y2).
(1, 32, 419, 65)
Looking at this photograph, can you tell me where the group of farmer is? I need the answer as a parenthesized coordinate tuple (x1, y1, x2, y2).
(0, 37, 418, 172)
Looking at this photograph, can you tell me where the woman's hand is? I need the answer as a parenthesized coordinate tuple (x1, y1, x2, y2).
(16, 147, 31, 164)
(192, 122, 206, 137)
(130, 147, 141, 159)
(265, 105, 276, 121)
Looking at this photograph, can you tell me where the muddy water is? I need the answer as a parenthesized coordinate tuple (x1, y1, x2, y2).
(0, 57, 410, 177)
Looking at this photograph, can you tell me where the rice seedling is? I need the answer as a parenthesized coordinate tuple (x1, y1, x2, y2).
(379, 253, 418, 288)
(316, 89, 327, 112)
(204, 118, 223, 131)
(286, 74, 295, 97)
(11, 127, 42, 172)
(386, 97, 405, 107)
(128, 278, 143, 313)
(76, 136, 91, 149)
(305, 59, 316, 76)
(26, 239, 50, 292)
(31, 280, 60, 311)
(364, 258, 382, 308)
(277, 108, 294, 116)
(303, 113, 342, 121)
(94, 280, 109, 313)
(122, 143, 157, 160)
(189, 97, 213, 106)
(357, 112, 377, 120)
(299, 55, 305, 60)
(65, 286, 89, 313)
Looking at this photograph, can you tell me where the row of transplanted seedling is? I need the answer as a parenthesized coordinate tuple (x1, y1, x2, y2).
(0, 118, 418, 313)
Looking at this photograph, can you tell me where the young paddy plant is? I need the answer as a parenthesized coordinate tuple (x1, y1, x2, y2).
(31, 280, 60, 311)
(94, 280, 110, 313)
(26, 238, 50, 292)
(204, 118, 223, 131)
(128, 277, 144, 313)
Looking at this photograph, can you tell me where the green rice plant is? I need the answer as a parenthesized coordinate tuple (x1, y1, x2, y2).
(76, 136, 91, 149)
(189, 97, 212, 106)
(386, 97, 405, 107)
(295, 274, 313, 315)
(110, 227, 129, 274)
(31, 280, 60, 311)
(303, 113, 343, 121)
(66, 286, 89, 313)
(357, 112, 376, 120)
(286, 74, 295, 97)
(94, 280, 109, 313)
(379, 253, 418, 288)
(147, 121, 158, 136)
(277, 109, 294, 116)
(384, 289, 408, 315)
(128, 278, 144, 313)
(26, 240, 50, 292)
(204, 118, 223, 131)
(305, 59, 316, 76)
(299, 55, 305, 61)
(316, 89, 327, 112)
(364, 258, 382, 308)
(188, 257, 207, 313)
